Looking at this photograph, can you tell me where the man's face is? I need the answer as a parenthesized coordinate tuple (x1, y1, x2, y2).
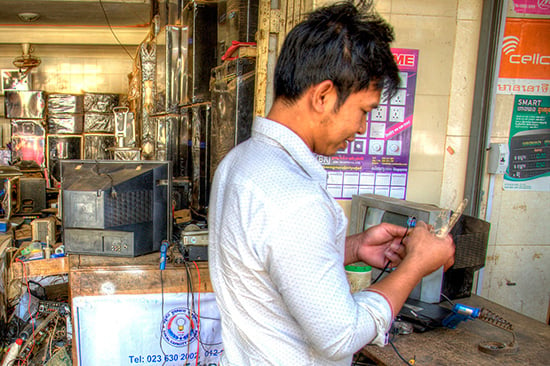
(313, 84, 381, 156)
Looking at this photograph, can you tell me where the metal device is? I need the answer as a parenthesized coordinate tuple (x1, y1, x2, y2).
(442, 303, 518, 355)
(61, 160, 172, 257)
(178, 228, 209, 261)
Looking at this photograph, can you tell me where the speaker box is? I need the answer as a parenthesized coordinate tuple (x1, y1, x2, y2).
(17, 177, 47, 215)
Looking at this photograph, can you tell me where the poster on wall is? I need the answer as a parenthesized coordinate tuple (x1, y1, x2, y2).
(497, 18, 550, 96)
(73, 293, 223, 366)
(503, 94, 550, 191)
(320, 48, 418, 200)
(512, 0, 550, 15)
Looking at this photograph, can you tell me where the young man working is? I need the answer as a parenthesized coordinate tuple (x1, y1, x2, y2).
(208, 1, 455, 365)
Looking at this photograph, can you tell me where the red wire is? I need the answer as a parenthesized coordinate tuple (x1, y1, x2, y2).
(15, 259, 35, 365)
(192, 261, 201, 366)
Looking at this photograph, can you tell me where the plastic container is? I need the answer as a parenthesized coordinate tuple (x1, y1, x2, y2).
(345, 262, 372, 293)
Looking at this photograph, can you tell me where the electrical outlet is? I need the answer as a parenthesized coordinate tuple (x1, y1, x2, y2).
(369, 139, 384, 155)
(386, 140, 402, 156)
(351, 139, 367, 154)
(390, 89, 406, 105)
(371, 106, 387, 121)
(389, 106, 405, 122)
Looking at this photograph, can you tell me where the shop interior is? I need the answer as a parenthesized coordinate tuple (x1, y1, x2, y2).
(0, 0, 548, 365)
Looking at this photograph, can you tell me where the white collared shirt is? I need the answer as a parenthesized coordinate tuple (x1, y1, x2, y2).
(208, 116, 392, 365)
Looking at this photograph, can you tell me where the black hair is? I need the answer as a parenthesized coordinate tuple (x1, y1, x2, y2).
(273, 0, 400, 108)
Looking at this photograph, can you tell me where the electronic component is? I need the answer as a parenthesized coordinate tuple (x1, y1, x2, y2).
(179, 229, 208, 261)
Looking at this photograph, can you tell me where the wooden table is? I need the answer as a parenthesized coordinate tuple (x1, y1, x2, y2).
(360, 295, 550, 365)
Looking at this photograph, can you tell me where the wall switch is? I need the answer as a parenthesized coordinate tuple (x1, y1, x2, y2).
(487, 143, 509, 174)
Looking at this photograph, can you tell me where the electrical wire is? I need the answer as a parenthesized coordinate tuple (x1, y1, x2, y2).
(159, 269, 167, 366)
(372, 218, 416, 285)
(192, 261, 201, 366)
(388, 338, 415, 365)
(98, 0, 135, 61)
(15, 258, 35, 365)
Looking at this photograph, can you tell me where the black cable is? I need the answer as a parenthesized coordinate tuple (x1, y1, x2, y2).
(388, 338, 414, 365)
(372, 219, 415, 285)
(159, 270, 167, 366)
(98, 0, 135, 61)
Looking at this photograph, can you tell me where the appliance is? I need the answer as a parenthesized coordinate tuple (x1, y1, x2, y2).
(210, 57, 255, 183)
(184, 103, 211, 218)
(60, 160, 172, 257)
(154, 25, 187, 114)
(349, 193, 450, 303)
(4, 90, 45, 119)
(181, 0, 218, 105)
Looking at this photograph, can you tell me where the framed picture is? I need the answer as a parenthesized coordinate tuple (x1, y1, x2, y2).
(1, 69, 31, 93)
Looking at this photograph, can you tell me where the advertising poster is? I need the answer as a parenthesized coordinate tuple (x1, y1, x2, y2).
(512, 0, 550, 15)
(320, 48, 418, 200)
(497, 18, 550, 95)
(504, 94, 550, 191)
(73, 293, 223, 366)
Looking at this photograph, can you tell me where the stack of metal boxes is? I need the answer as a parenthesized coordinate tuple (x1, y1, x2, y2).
(46, 93, 84, 184)
(5, 90, 47, 168)
(4, 90, 48, 214)
(82, 93, 119, 160)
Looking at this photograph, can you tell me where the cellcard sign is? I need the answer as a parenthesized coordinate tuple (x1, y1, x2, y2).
(73, 293, 223, 366)
(320, 48, 418, 200)
(504, 95, 550, 191)
(498, 18, 550, 96)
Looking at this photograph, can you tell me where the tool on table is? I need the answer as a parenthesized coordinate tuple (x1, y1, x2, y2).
(442, 303, 518, 355)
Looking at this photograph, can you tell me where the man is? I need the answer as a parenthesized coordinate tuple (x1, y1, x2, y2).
(208, 1, 455, 365)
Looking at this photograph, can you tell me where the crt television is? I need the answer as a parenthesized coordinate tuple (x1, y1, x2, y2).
(61, 160, 172, 257)
(349, 194, 450, 303)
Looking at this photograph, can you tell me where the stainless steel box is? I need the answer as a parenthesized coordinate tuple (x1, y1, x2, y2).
(210, 58, 255, 182)
(10, 119, 46, 167)
(83, 93, 120, 113)
(181, 1, 218, 105)
(47, 114, 84, 134)
(4, 90, 45, 119)
(47, 93, 84, 114)
(83, 133, 116, 160)
(46, 134, 82, 184)
(154, 25, 187, 114)
(84, 112, 115, 133)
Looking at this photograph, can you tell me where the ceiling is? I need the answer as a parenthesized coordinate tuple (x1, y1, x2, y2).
(0, 0, 152, 27)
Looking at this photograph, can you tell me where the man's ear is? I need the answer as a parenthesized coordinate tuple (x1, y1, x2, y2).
(311, 80, 335, 113)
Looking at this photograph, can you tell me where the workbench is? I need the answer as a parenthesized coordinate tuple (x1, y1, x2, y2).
(360, 295, 550, 365)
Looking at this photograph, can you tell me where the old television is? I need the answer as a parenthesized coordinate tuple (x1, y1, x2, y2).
(349, 194, 450, 303)
(60, 160, 172, 257)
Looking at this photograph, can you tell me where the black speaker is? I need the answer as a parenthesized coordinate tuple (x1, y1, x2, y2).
(181, 1, 218, 105)
(17, 177, 46, 215)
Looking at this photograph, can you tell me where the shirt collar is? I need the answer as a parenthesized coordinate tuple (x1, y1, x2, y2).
(252, 116, 327, 185)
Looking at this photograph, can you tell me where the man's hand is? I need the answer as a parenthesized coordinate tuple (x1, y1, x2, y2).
(401, 221, 455, 273)
(345, 223, 407, 269)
